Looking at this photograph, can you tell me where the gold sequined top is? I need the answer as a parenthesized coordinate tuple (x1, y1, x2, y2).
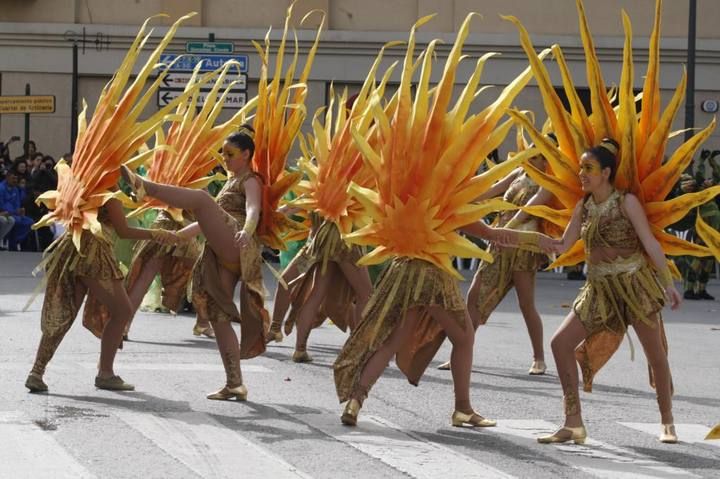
(580, 189, 640, 265)
(216, 171, 261, 225)
(498, 171, 539, 229)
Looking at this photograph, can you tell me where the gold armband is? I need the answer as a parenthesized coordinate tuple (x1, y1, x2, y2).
(242, 216, 258, 236)
(657, 267, 673, 288)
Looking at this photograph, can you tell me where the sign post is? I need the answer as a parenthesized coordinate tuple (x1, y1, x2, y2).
(157, 49, 249, 109)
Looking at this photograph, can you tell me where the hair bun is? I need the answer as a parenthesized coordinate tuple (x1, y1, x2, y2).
(598, 138, 619, 156)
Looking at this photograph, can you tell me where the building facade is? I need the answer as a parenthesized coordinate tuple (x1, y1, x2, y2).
(1, 0, 718, 161)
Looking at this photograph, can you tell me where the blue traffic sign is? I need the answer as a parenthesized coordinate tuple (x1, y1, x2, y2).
(159, 53, 249, 73)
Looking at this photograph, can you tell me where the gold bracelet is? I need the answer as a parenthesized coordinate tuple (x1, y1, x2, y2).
(516, 231, 545, 253)
(242, 216, 258, 236)
(657, 267, 673, 288)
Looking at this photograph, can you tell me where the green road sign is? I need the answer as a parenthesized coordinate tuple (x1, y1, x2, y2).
(186, 41, 234, 54)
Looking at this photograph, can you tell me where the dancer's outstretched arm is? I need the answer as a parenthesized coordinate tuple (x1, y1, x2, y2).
(105, 198, 158, 241)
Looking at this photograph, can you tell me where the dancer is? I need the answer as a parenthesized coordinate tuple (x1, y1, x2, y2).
(504, 0, 720, 443)
(118, 61, 258, 341)
(25, 14, 201, 392)
(122, 126, 266, 401)
(334, 14, 545, 427)
(438, 133, 556, 374)
(271, 58, 398, 360)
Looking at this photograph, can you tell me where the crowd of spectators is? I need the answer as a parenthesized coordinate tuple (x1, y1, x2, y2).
(0, 136, 66, 251)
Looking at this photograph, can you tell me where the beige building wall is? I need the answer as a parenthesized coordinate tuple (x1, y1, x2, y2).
(1, 0, 718, 160)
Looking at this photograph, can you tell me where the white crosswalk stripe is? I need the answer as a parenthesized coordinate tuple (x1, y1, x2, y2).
(116, 410, 312, 479)
(489, 419, 698, 478)
(0, 361, 272, 373)
(0, 411, 94, 479)
(619, 423, 720, 449)
(291, 410, 516, 479)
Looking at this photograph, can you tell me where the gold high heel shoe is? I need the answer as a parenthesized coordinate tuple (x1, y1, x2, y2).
(537, 425, 587, 444)
(528, 359, 547, 375)
(265, 324, 283, 344)
(659, 424, 678, 444)
(451, 411, 497, 427)
(437, 361, 451, 370)
(193, 324, 215, 338)
(120, 164, 147, 202)
(292, 350, 313, 363)
(341, 399, 361, 426)
(206, 384, 248, 401)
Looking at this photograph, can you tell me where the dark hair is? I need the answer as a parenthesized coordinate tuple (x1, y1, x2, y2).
(226, 123, 255, 157)
(585, 137, 619, 182)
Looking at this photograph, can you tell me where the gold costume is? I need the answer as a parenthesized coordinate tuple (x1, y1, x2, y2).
(127, 210, 201, 312)
(283, 216, 364, 335)
(334, 257, 466, 402)
(572, 190, 668, 392)
(473, 172, 545, 324)
(31, 207, 124, 376)
(192, 171, 269, 359)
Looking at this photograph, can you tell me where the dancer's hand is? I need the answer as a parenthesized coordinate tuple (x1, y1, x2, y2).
(151, 229, 182, 246)
(235, 230, 250, 248)
(664, 284, 682, 310)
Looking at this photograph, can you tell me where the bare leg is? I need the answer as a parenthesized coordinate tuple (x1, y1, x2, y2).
(513, 271, 544, 362)
(632, 317, 674, 425)
(125, 257, 162, 335)
(212, 267, 242, 387)
(337, 261, 373, 330)
(294, 265, 335, 355)
(80, 277, 133, 378)
(352, 308, 422, 403)
(549, 312, 588, 428)
(429, 307, 476, 413)
(135, 179, 241, 266)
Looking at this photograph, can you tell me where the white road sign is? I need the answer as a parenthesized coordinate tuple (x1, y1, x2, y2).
(161, 72, 247, 91)
(158, 90, 247, 108)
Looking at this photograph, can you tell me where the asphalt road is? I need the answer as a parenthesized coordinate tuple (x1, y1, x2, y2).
(1, 251, 719, 478)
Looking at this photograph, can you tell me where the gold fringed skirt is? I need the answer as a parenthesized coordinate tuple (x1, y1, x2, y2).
(334, 257, 465, 402)
(473, 245, 544, 324)
(284, 220, 363, 335)
(573, 253, 668, 392)
(192, 211, 269, 359)
(38, 230, 124, 339)
(126, 213, 201, 313)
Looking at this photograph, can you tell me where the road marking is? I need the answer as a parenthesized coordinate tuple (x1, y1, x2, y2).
(0, 411, 94, 479)
(490, 419, 698, 478)
(116, 411, 311, 479)
(619, 423, 720, 449)
(293, 411, 515, 479)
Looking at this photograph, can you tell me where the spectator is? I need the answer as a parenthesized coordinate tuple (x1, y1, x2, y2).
(13, 158, 31, 183)
(0, 170, 34, 251)
(0, 209, 15, 250)
(14, 140, 37, 162)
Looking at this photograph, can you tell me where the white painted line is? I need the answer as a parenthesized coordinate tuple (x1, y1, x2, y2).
(116, 411, 312, 479)
(78, 362, 272, 373)
(490, 419, 698, 479)
(0, 411, 94, 479)
(294, 411, 515, 479)
(619, 423, 720, 449)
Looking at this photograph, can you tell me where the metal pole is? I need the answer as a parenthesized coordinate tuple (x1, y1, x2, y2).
(684, 0, 697, 142)
(70, 41, 78, 153)
(24, 83, 30, 154)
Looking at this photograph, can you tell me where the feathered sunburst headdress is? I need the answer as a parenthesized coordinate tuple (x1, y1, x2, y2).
(504, 0, 719, 270)
(34, 13, 206, 251)
(345, 14, 550, 279)
(127, 61, 258, 222)
(293, 42, 401, 235)
(250, 1, 325, 249)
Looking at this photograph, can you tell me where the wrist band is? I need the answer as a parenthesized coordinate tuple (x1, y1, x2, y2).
(242, 216, 258, 235)
(658, 267, 673, 288)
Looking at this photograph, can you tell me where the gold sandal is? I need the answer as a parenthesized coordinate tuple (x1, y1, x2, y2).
(292, 350, 313, 363)
(193, 324, 215, 338)
(528, 359, 547, 375)
(659, 424, 678, 444)
(25, 373, 48, 393)
(341, 399, 361, 426)
(207, 384, 248, 401)
(451, 410, 497, 427)
(537, 425, 587, 444)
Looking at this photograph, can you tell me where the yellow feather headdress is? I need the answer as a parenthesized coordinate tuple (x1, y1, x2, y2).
(505, 0, 719, 269)
(345, 14, 548, 279)
(34, 13, 206, 251)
